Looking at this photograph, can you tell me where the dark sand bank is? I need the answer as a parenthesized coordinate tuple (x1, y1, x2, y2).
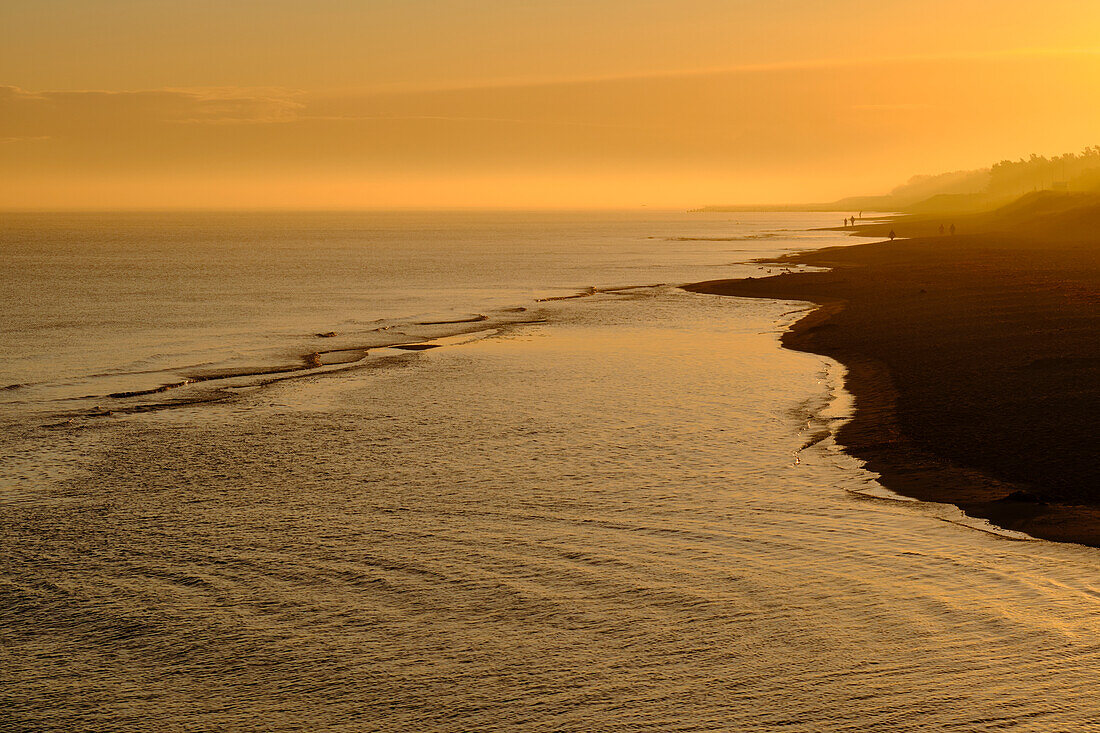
(686, 227, 1100, 546)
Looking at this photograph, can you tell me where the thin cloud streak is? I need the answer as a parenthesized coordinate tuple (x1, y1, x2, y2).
(315, 47, 1100, 95)
(3, 50, 1100, 208)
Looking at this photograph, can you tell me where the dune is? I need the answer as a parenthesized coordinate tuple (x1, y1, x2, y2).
(848, 189, 1100, 239)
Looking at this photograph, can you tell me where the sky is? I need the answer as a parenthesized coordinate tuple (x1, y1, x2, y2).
(2, 0, 1100, 209)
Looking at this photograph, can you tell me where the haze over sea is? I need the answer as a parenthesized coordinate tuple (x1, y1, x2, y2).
(3, 211, 1100, 731)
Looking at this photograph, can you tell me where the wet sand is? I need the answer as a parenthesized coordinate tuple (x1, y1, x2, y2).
(686, 230, 1100, 546)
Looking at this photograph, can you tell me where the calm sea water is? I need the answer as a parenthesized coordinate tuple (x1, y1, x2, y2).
(3, 212, 1100, 731)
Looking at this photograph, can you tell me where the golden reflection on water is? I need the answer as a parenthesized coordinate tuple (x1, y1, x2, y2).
(4, 287, 1100, 731)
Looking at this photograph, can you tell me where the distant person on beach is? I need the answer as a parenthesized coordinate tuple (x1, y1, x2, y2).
(939, 224, 945, 235)
(950, 223, 956, 235)
(889, 229, 896, 240)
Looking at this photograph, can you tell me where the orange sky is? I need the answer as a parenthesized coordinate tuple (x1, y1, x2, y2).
(2, 1, 1100, 209)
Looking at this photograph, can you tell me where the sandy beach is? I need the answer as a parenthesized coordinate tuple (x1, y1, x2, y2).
(687, 201, 1100, 546)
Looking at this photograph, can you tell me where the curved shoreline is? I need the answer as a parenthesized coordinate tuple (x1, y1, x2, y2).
(685, 232, 1100, 548)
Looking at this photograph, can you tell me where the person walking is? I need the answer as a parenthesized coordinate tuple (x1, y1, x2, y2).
(889, 229, 896, 240)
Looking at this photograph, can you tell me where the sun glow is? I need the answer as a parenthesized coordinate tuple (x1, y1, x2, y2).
(2, 1, 1099, 208)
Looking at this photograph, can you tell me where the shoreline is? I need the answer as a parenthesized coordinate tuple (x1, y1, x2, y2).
(685, 230, 1100, 548)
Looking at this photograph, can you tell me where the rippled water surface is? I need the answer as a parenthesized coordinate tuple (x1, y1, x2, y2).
(3, 212, 1100, 731)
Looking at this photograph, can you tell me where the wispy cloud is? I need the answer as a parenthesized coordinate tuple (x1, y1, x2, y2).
(0, 135, 52, 144)
(851, 104, 934, 112)
(0, 86, 305, 136)
(318, 48, 1100, 96)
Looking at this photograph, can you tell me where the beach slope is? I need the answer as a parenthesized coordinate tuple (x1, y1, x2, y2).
(686, 220, 1100, 545)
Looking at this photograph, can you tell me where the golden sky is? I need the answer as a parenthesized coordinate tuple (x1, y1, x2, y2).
(3, 0, 1100, 209)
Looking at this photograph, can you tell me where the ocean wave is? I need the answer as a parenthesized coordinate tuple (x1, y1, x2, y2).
(414, 314, 489, 325)
(30, 306, 554, 424)
(24, 284, 676, 425)
(667, 233, 783, 241)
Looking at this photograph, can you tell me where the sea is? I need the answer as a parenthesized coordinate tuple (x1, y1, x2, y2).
(3, 211, 1100, 732)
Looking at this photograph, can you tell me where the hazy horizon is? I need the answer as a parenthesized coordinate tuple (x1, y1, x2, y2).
(4, 1, 1100, 209)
